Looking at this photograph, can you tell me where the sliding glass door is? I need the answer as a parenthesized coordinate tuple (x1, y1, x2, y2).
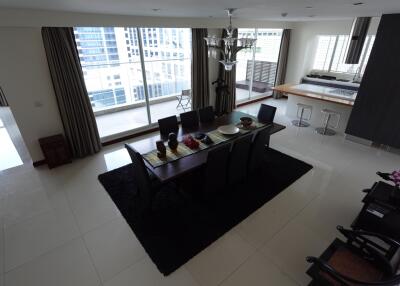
(73, 27, 192, 139)
(235, 29, 283, 104)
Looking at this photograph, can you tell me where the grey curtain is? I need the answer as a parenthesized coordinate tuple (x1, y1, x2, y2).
(273, 29, 291, 99)
(42, 27, 101, 158)
(215, 29, 238, 115)
(0, 86, 9, 106)
(191, 29, 210, 109)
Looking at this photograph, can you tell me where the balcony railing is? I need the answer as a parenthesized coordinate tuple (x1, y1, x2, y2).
(81, 58, 191, 113)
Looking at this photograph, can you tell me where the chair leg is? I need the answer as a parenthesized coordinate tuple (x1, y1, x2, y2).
(176, 96, 183, 109)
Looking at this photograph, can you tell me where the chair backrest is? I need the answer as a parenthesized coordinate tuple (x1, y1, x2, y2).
(257, 104, 277, 124)
(125, 144, 153, 208)
(228, 133, 253, 185)
(182, 89, 191, 97)
(248, 128, 270, 173)
(198, 106, 215, 123)
(203, 143, 231, 196)
(158, 115, 179, 137)
(180, 110, 199, 129)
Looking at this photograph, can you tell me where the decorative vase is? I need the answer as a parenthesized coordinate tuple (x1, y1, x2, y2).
(156, 140, 166, 158)
(167, 132, 178, 150)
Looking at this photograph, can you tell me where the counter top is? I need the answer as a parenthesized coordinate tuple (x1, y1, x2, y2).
(273, 84, 355, 106)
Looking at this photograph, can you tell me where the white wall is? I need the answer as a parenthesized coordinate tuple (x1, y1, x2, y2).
(285, 18, 380, 84)
(0, 27, 64, 162)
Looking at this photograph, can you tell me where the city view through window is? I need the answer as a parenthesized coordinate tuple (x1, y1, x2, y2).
(73, 27, 192, 138)
(235, 29, 283, 102)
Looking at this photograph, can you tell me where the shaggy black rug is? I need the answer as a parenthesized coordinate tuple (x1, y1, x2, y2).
(98, 148, 312, 275)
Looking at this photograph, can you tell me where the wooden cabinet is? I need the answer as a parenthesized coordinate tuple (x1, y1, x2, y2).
(39, 134, 72, 169)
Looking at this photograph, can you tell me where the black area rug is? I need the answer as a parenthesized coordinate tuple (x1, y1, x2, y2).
(98, 148, 312, 275)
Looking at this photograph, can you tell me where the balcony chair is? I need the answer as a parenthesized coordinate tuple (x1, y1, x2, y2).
(176, 89, 191, 111)
(306, 225, 400, 286)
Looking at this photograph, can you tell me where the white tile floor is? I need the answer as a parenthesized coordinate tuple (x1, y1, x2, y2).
(1, 98, 400, 286)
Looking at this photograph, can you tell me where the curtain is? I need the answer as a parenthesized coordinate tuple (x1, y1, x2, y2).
(215, 29, 238, 115)
(0, 86, 8, 106)
(191, 29, 210, 109)
(273, 29, 291, 99)
(42, 27, 101, 158)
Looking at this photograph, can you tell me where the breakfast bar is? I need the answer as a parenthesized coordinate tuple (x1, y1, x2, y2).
(274, 83, 356, 133)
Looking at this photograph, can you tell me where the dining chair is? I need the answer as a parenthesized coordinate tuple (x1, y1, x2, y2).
(228, 133, 253, 185)
(180, 110, 199, 129)
(158, 115, 179, 137)
(248, 127, 270, 173)
(203, 143, 231, 196)
(198, 106, 215, 123)
(257, 104, 277, 124)
(125, 144, 157, 211)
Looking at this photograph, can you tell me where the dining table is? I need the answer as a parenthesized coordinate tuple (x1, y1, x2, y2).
(128, 110, 286, 183)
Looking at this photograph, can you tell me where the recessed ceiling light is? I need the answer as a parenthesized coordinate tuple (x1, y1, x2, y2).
(306, 6, 313, 9)
(353, 2, 364, 5)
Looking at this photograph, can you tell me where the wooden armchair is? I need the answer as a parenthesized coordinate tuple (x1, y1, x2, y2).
(306, 226, 400, 286)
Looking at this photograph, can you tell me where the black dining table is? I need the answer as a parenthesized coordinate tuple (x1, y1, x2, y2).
(128, 110, 286, 183)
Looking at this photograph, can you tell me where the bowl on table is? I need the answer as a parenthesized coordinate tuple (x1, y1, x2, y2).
(217, 125, 240, 135)
(240, 117, 253, 127)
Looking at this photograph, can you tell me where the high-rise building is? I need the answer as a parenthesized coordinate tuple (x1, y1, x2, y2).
(73, 27, 191, 111)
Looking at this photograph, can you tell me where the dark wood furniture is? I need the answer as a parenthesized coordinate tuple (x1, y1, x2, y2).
(352, 181, 400, 241)
(198, 106, 215, 123)
(257, 104, 277, 124)
(129, 111, 286, 183)
(203, 143, 231, 196)
(248, 127, 270, 173)
(158, 115, 179, 137)
(180, 110, 199, 129)
(39, 134, 71, 169)
(306, 226, 400, 286)
(228, 133, 253, 185)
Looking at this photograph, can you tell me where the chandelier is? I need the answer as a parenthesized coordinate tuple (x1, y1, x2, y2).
(204, 9, 257, 71)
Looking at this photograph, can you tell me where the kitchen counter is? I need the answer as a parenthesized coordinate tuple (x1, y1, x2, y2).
(273, 83, 355, 106)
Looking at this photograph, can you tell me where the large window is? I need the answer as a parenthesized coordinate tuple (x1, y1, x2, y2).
(235, 29, 283, 103)
(73, 27, 191, 138)
(313, 35, 375, 75)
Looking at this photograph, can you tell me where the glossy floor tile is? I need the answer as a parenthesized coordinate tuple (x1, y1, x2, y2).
(1, 98, 400, 285)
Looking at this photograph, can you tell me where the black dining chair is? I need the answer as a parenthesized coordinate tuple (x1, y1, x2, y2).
(180, 110, 199, 129)
(228, 133, 253, 185)
(125, 144, 158, 211)
(248, 127, 270, 174)
(257, 104, 277, 124)
(203, 143, 231, 196)
(199, 106, 215, 123)
(158, 115, 179, 137)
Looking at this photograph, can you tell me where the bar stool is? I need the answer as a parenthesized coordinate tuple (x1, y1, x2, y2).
(316, 109, 341, 136)
(292, 103, 312, 127)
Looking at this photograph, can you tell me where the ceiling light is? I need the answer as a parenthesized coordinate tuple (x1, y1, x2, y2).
(204, 9, 256, 71)
(306, 6, 313, 9)
(353, 2, 364, 5)
(151, 8, 161, 11)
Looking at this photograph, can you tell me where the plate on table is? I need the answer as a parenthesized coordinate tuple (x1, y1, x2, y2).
(217, 125, 240, 135)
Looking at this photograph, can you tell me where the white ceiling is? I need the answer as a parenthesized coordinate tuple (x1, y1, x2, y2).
(0, 0, 400, 21)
